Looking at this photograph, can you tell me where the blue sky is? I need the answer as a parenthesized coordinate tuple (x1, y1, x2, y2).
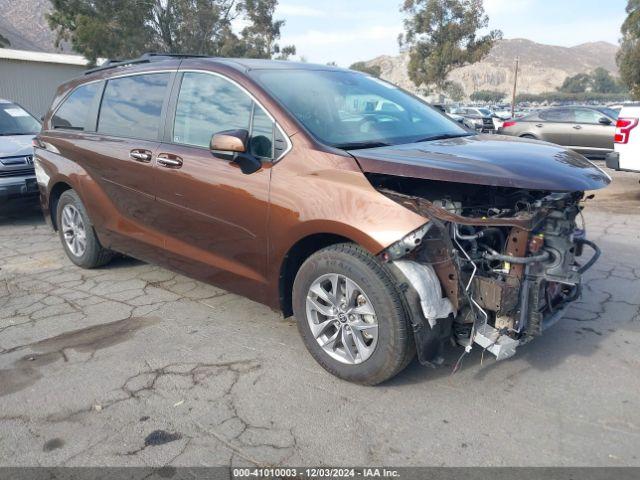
(272, 0, 628, 66)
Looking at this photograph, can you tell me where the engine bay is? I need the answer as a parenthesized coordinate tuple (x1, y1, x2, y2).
(367, 174, 601, 365)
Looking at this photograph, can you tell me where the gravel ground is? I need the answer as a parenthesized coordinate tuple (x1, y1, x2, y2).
(1, 166, 639, 467)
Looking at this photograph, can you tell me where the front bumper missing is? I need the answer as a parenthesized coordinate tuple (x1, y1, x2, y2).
(387, 227, 601, 365)
(472, 240, 598, 361)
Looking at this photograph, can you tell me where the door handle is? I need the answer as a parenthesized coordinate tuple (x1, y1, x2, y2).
(573, 125, 582, 130)
(129, 149, 152, 162)
(157, 153, 183, 168)
(535, 124, 543, 128)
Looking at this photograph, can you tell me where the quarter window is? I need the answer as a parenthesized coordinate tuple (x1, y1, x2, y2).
(250, 106, 274, 158)
(52, 83, 101, 131)
(98, 73, 170, 140)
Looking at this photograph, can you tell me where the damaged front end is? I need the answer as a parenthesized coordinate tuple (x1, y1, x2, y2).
(372, 175, 601, 366)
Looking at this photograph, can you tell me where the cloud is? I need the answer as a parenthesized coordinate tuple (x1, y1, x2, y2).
(280, 24, 403, 66)
(484, 0, 534, 16)
(283, 25, 402, 47)
(278, 4, 326, 17)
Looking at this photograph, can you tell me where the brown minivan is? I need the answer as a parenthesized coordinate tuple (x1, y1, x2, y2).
(34, 54, 610, 384)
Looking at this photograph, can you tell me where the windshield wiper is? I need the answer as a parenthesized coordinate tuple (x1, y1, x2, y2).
(0, 132, 37, 136)
(334, 141, 392, 150)
(414, 133, 474, 142)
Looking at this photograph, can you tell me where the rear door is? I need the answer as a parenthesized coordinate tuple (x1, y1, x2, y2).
(572, 107, 615, 156)
(150, 71, 276, 300)
(536, 108, 576, 146)
(92, 72, 173, 220)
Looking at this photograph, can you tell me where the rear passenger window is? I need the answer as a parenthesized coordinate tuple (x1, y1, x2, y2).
(52, 83, 100, 131)
(98, 73, 170, 140)
(540, 109, 574, 122)
(173, 72, 253, 148)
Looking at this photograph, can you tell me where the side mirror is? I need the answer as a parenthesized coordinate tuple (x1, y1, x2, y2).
(210, 129, 248, 154)
(598, 116, 612, 125)
(210, 129, 262, 175)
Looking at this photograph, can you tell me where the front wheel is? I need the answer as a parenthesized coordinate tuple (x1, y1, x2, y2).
(292, 243, 415, 385)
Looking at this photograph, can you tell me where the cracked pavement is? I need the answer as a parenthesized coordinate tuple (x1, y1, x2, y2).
(1, 166, 640, 467)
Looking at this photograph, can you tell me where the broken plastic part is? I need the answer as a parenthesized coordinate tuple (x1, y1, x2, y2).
(393, 260, 453, 328)
(383, 223, 432, 261)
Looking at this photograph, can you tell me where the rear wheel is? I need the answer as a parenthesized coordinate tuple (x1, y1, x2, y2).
(56, 190, 113, 268)
(293, 243, 414, 385)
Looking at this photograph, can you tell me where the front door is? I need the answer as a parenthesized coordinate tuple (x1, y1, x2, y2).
(571, 108, 615, 157)
(151, 71, 275, 301)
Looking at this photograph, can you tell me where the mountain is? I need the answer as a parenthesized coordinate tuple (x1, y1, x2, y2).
(366, 39, 620, 97)
(0, 0, 68, 52)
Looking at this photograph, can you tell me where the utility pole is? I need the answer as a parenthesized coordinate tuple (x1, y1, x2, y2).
(511, 57, 519, 118)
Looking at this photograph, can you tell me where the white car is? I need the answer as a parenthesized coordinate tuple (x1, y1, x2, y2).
(606, 104, 640, 173)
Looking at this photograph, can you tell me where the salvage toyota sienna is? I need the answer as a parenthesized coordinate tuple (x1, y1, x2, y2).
(34, 54, 610, 384)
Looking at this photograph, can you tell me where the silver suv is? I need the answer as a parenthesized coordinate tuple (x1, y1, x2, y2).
(0, 99, 40, 202)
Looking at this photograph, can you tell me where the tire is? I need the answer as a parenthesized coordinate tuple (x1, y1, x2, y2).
(292, 243, 415, 385)
(56, 190, 113, 268)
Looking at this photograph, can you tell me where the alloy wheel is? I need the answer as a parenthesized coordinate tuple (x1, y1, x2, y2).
(305, 273, 379, 365)
(61, 204, 87, 258)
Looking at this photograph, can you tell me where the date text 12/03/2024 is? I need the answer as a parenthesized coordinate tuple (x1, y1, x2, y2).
(232, 468, 400, 478)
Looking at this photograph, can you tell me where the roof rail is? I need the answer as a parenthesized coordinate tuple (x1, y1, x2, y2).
(84, 52, 209, 75)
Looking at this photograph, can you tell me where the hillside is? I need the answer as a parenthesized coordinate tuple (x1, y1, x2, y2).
(0, 0, 69, 52)
(366, 38, 620, 96)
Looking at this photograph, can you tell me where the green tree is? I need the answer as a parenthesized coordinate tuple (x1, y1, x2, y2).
(237, 0, 295, 59)
(399, 0, 502, 94)
(47, 0, 294, 64)
(47, 0, 152, 63)
(558, 72, 592, 93)
(470, 89, 504, 103)
(148, 0, 240, 57)
(0, 33, 10, 48)
(349, 61, 382, 77)
(591, 67, 627, 94)
(444, 81, 465, 101)
(618, 0, 640, 98)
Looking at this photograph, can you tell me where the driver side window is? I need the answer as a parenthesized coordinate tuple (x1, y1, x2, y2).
(173, 72, 274, 158)
(574, 108, 604, 124)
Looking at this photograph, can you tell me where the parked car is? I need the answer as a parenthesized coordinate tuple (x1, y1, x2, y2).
(450, 107, 496, 132)
(498, 106, 618, 159)
(0, 99, 40, 202)
(606, 104, 640, 173)
(431, 104, 470, 128)
(35, 54, 609, 384)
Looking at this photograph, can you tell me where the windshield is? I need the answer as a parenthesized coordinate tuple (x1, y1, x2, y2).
(251, 70, 469, 149)
(477, 108, 492, 116)
(0, 102, 41, 136)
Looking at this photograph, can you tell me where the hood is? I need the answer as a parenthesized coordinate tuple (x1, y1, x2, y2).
(350, 134, 610, 192)
(0, 134, 35, 159)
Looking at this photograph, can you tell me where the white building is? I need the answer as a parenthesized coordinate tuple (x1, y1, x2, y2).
(0, 48, 91, 118)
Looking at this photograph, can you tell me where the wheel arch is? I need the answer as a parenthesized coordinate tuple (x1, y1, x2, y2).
(48, 181, 73, 230)
(278, 233, 354, 317)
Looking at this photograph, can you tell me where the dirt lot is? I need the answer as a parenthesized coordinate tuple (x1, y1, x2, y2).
(1, 165, 639, 467)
